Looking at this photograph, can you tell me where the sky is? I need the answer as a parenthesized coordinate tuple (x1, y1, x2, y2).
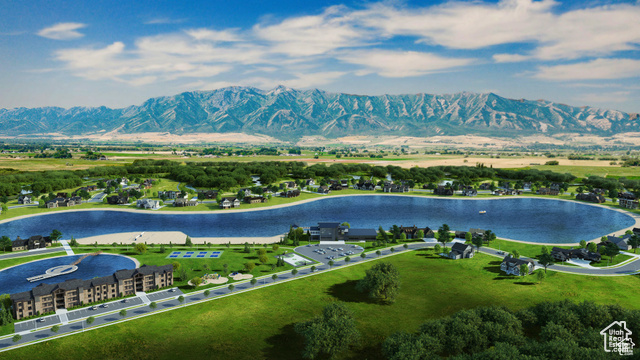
(1, 0, 639, 112)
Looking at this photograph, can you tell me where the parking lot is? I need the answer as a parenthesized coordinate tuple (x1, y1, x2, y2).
(294, 243, 364, 263)
(14, 314, 61, 333)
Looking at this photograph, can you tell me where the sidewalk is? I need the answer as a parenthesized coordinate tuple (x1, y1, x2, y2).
(59, 240, 74, 255)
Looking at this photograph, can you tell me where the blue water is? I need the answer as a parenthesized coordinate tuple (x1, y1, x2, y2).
(1, 196, 635, 244)
(0, 254, 136, 295)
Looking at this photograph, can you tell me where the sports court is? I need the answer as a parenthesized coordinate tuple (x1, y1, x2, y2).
(165, 251, 223, 259)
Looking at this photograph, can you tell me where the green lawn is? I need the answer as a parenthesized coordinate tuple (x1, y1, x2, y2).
(73, 245, 300, 292)
(0, 251, 66, 270)
(5, 251, 640, 360)
(485, 238, 572, 259)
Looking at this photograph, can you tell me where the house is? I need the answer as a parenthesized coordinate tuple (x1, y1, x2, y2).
(11, 235, 52, 252)
(353, 181, 375, 191)
(618, 192, 639, 209)
(329, 183, 343, 191)
(17, 195, 32, 204)
(383, 182, 410, 193)
(551, 247, 601, 262)
(500, 256, 535, 275)
(604, 235, 632, 250)
(219, 197, 241, 209)
(282, 190, 301, 198)
(46, 197, 79, 208)
(448, 242, 474, 259)
(307, 222, 377, 242)
(398, 225, 430, 239)
(119, 177, 129, 186)
(107, 195, 129, 205)
(244, 196, 267, 204)
(340, 180, 350, 188)
(305, 179, 315, 186)
(198, 190, 218, 199)
(142, 179, 154, 189)
(633, 228, 640, 236)
(469, 228, 486, 240)
(576, 192, 606, 203)
(433, 186, 454, 196)
(478, 183, 492, 190)
(493, 189, 505, 196)
(454, 231, 468, 239)
(239, 188, 252, 197)
(136, 199, 160, 210)
(158, 191, 178, 199)
(280, 181, 296, 189)
(317, 186, 330, 194)
(462, 186, 477, 196)
(174, 198, 198, 207)
(537, 187, 559, 195)
(56, 192, 68, 198)
(10, 265, 173, 320)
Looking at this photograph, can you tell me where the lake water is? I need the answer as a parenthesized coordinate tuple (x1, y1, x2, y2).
(1, 196, 634, 244)
(0, 254, 136, 295)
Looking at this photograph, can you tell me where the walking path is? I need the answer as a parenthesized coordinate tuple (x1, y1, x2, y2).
(56, 310, 69, 325)
(59, 240, 74, 255)
(137, 292, 151, 305)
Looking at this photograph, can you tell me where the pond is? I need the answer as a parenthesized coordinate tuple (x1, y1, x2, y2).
(0, 254, 137, 295)
(1, 196, 634, 245)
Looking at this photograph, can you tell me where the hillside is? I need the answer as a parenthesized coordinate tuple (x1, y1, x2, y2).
(1, 86, 638, 139)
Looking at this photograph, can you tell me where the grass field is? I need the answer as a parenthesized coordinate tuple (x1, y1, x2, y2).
(0, 251, 65, 270)
(4, 251, 640, 360)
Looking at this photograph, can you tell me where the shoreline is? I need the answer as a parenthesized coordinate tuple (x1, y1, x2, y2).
(0, 252, 140, 273)
(1, 194, 637, 247)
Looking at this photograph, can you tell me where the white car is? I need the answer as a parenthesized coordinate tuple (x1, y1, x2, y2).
(102, 304, 108, 308)
(37, 318, 45, 322)
(90, 306, 97, 310)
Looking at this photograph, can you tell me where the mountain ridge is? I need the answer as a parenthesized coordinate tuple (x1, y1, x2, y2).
(1, 86, 638, 139)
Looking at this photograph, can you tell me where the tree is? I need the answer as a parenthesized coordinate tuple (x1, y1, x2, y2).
(292, 269, 298, 277)
(483, 230, 496, 243)
(311, 265, 317, 272)
(390, 247, 395, 253)
(172, 261, 181, 272)
(294, 303, 361, 360)
(579, 240, 587, 249)
(360, 252, 366, 259)
(588, 242, 598, 253)
(178, 295, 185, 306)
(243, 242, 251, 253)
(378, 226, 390, 243)
(1, 203, 7, 215)
(50, 229, 62, 243)
(150, 301, 158, 309)
(258, 255, 269, 265)
(271, 274, 278, 282)
(511, 250, 520, 259)
(0, 236, 11, 253)
(68, 237, 79, 247)
(185, 236, 193, 247)
(628, 234, 640, 254)
(519, 264, 529, 276)
(536, 271, 546, 283)
(12, 334, 21, 343)
(341, 222, 350, 228)
(403, 243, 408, 250)
(603, 242, 620, 265)
(538, 252, 555, 273)
(51, 324, 60, 333)
(434, 244, 441, 254)
(244, 261, 256, 272)
(471, 235, 484, 254)
(228, 284, 235, 292)
(437, 224, 450, 251)
(191, 276, 203, 288)
(119, 309, 127, 317)
(272, 244, 279, 252)
(465, 232, 472, 243)
(416, 229, 424, 239)
(357, 262, 401, 303)
(86, 316, 95, 325)
(250, 278, 257, 287)
(328, 260, 334, 269)
(134, 242, 147, 254)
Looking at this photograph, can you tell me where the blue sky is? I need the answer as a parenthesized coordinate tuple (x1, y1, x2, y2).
(1, 0, 639, 112)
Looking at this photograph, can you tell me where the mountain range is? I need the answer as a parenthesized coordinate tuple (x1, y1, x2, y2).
(1, 86, 638, 139)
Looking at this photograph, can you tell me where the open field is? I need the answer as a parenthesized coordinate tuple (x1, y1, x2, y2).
(0, 252, 65, 270)
(4, 251, 640, 360)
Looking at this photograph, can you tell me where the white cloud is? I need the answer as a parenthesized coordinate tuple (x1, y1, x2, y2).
(339, 50, 473, 77)
(185, 28, 243, 42)
(493, 53, 532, 63)
(254, 5, 370, 56)
(144, 18, 186, 25)
(535, 59, 640, 80)
(37, 22, 86, 40)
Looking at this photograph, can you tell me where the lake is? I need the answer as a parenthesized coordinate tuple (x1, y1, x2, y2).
(1, 196, 634, 244)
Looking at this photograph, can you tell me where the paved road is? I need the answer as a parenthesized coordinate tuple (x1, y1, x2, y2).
(295, 243, 365, 263)
(0, 247, 65, 261)
(88, 192, 106, 203)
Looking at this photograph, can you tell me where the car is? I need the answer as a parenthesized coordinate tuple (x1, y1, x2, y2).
(497, 251, 505, 255)
(90, 306, 97, 310)
(102, 304, 108, 308)
(37, 318, 45, 322)
(122, 299, 128, 303)
(169, 288, 176, 292)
